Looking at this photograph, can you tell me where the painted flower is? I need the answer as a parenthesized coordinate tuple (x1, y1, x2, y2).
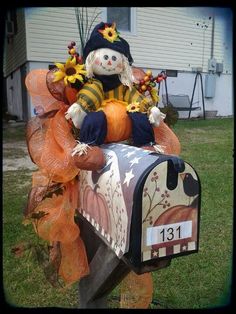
(98, 22, 120, 43)
(53, 57, 87, 86)
(127, 102, 141, 113)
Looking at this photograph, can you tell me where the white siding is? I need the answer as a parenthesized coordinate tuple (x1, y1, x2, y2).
(17, 7, 233, 118)
(123, 7, 213, 72)
(24, 7, 231, 74)
(3, 9, 27, 77)
(213, 11, 232, 74)
(25, 7, 102, 63)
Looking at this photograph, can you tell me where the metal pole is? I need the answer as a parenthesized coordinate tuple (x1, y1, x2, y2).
(164, 76, 169, 106)
(210, 15, 215, 59)
(188, 73, 198, 119)
(199, 73, 206, 120)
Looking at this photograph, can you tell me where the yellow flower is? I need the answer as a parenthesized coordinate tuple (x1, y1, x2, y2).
(53, 57, 87, 86)
(127, 102, 141, 113)
(98, 22, 120, 43)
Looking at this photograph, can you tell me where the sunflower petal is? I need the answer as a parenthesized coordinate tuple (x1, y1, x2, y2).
(75, 64, 85, 71)
(64, 77, 68, 86)
(65, 57, 73, 68)
(74, 74, 83, 82)
(55, 63, 65, 71)
(53, 71, 65, 82)
(75, 68, 87, 76)
(68, 76, 76, 83)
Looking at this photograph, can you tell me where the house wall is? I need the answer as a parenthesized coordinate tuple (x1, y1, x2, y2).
(3, 9, 27, 77)
(126, 7, 232, 75)
(23, 7, 232, 74)
(24, 7, 102, 62)
(151, 71, 233, 118)
(6, 68, 23, 120)
(3, 9, 27, 120)
(127, 7, 213, 72)
(4, 7, 233, 119)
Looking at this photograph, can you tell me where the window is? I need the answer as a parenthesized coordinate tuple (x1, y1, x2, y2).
(102, 7, 136, 34)
(5, 9, 18, 40)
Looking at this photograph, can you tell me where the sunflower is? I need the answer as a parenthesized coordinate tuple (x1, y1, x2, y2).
(127, 102, 141, 113)
(53, 57, 87, 86)
(98, 22, 120, 43)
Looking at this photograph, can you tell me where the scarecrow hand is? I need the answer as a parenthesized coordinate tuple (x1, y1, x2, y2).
(149, 106, 166, 127)
(65, 102, 87, 129)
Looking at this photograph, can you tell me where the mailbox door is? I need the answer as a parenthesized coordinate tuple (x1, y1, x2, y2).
(125, 159, 200, 270)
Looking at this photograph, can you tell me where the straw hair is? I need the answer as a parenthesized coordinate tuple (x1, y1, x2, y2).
(85, 51, 134, 90)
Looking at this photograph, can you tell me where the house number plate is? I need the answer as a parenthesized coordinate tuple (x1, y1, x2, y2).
(146, 221, 192, 246)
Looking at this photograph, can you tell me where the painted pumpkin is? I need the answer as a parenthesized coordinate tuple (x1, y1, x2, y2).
(82, 184, 111, 234)
(152, 204, 198, 251)
(99, 99, 132, 143)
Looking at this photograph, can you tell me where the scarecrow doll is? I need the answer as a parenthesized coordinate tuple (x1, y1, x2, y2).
(64, 22, 166, 156)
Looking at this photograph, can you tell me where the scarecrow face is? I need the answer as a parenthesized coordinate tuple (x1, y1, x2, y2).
(92, 48, 124, 75)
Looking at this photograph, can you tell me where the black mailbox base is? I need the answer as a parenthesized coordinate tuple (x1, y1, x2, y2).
(77, 214, 130, 308)
(77, 214, 171, 308)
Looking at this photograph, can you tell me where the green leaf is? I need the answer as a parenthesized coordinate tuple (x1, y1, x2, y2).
(43, 183, 66, 200)
(160, 106, 179, 127)
(31, 211, 48, 220)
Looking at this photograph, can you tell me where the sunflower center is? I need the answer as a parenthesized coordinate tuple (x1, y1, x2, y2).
(66, 67, 76, 76)
(108, 31, 113, 37)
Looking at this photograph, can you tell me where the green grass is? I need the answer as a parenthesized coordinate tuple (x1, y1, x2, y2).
(3, 118, 234, 308)
(3, 124, 27, 142)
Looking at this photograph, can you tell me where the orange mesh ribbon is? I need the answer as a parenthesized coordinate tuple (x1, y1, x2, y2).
(120, 272, 153, 309)
(25, 69, 89, 284)
(25, 68, 181, 300)
(153, 120, 181, 155)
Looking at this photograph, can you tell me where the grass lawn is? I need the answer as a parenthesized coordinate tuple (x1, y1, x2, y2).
(3, 118, 234, 309)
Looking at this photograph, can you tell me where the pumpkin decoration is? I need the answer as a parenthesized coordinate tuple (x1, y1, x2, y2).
(82, 184, 111, 234)
(99, 99, 132, 143)
(152, 204, 198, 251)
(100, 98, 181, 154)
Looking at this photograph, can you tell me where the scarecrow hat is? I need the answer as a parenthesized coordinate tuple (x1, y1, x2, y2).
(83, 22, 134, 65)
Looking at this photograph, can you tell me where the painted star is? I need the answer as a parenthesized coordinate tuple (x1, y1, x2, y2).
(121, 147, 128, 152)
(152, 250, 158, 257)
(129, 156, 141, 167)
(123, 169, 135, 187)
(125, 151, 136, 158)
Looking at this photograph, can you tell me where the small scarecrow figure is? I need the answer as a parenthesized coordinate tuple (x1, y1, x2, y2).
(64, 22, 166, 155)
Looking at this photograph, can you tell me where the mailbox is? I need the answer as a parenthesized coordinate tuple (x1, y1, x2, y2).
(78, 143, 200, 274)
